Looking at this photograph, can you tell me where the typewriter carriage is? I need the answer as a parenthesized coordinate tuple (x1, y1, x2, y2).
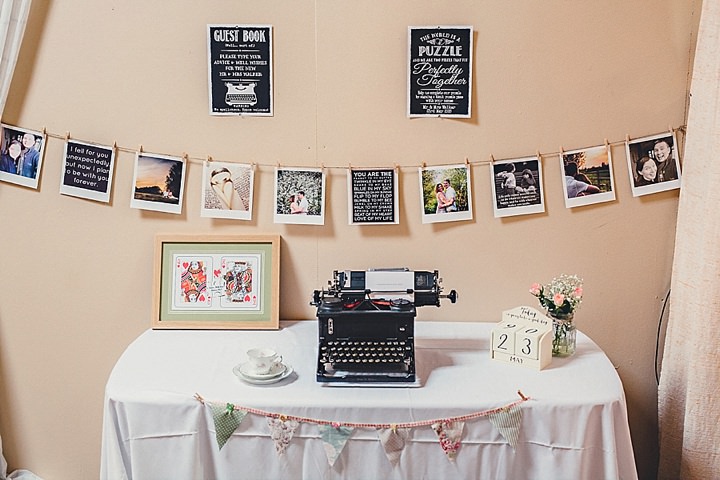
(311, 268, 458, 308)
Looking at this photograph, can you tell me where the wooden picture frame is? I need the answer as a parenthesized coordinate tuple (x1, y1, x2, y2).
(152, 234, 280, 329)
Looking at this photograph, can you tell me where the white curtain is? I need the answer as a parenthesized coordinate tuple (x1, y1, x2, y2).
(658, 0, 720, 478)
(0, 0, 31, 113)
(0, 2, 34, 478)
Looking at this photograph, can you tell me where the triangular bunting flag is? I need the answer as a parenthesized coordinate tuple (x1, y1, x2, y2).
(318, 425, 354, 466)
(210, 403, 248, 450)
(377, 427, 410, 465)
(488, 404, 523, 449)
(431, 421, 464, 462)
(267, 417, 300, 455)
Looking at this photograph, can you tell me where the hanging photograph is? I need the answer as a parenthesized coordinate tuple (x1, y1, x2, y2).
(273, 167, 325, 225)
(60, 140, 116, 203)
(130, 152, 186, 214)
(347, 168, 399, 225)
(491, 156, 544, 218)
(561, 144, 615, 208)
(408, 26, 473, 118)
(625, 131, 681, 197)
(207, 24, 273, 116)
(0, 123, 46, 189)
(419, 163, 473, 224)
(200, 161, 254, 220)
(152, 234, 280, 329)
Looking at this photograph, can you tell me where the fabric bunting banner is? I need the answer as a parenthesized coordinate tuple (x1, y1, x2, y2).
(488, 404, 523, 449)
(267, 417, 300, 454)
(377, 427, 410, 465)
(210, 402, 248, 449)
(319, 425, 354, 466)
(431, 421, 465, 462)
(197, 391, 529, 468)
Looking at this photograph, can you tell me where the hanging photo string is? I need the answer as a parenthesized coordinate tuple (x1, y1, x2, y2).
(21, 123, 685, 173)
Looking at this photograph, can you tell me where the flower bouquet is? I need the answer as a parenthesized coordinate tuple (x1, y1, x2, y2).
(529, 274, 583, 357)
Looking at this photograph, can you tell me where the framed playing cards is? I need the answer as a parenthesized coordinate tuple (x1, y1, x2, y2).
(152, 234, 280, 329)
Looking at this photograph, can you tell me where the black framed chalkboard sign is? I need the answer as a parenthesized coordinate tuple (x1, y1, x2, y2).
(207, 24, 273, 116)
(407, 26, 473, 118)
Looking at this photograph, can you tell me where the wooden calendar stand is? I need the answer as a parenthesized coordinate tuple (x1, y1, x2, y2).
(491, 306, 552, 370)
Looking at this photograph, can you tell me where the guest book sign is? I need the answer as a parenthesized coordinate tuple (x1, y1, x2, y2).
(491, 306, 552, 370)
(207, 24, 273, 116)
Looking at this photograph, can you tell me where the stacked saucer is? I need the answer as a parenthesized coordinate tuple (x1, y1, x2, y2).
(233, 361, 293, 385)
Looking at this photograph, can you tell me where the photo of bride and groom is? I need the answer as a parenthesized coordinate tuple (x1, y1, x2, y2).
(420, 164, 472, 224)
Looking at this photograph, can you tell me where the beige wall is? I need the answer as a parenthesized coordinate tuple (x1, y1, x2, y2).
(0, 1, 700, 478)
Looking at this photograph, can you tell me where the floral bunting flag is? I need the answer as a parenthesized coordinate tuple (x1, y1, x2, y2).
(488, 404, 523, 449)
(377, 427, 410, 465)
(196, 393, 529, 466)
(267, 417, 300, 455)
(210, 403, 248, 450)
(431, 421, 464, 462)
(318, 425, 354, 466)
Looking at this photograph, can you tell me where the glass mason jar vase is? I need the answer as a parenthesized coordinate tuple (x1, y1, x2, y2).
(550, 312, 576, 357)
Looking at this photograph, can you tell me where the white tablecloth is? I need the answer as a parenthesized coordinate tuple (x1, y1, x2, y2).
(100, 320, 637, 480)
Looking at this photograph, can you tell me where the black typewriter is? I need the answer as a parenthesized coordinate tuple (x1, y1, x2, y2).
(311, 268, 457, 384)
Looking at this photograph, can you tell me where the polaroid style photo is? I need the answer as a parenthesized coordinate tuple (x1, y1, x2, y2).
(273, 166, 325, 225)
(0, 124, 46, 189)
(60, 139, 116, 203)
(625, 131, 681, 197)
(200, 161, 254, 220)
(561, 144, 615, 208)
(418, 163, 473, 224)
(130, 152, 186, 214)
(490, 156, 544, 218)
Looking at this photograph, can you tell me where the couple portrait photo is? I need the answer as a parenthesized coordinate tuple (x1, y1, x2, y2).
(625, 132, 681, 197)
(420, 164, 472, 224)
(0, 124, 45, 189)
(274, 167, 325, 225)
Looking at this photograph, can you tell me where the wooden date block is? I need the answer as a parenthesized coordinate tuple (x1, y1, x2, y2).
(491, 306, 552, 370)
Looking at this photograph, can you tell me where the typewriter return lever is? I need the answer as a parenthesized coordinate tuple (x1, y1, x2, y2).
(442, 289, 458, 304)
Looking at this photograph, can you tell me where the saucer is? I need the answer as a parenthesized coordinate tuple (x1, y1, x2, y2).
(233, 364, 293, 385)
(237, 361, 286, 380)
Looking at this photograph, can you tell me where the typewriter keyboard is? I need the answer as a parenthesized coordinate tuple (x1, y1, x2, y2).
(226, 94, 257, 103)
(320, 340, 412, 369)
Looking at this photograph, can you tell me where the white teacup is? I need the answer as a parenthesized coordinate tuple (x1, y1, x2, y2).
(246, 347, 283, 375)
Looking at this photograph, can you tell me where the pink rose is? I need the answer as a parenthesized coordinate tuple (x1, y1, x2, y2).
(553, 293, 565, 306)
(529, 283, 541, 296)
(574, 287, 583, 297)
